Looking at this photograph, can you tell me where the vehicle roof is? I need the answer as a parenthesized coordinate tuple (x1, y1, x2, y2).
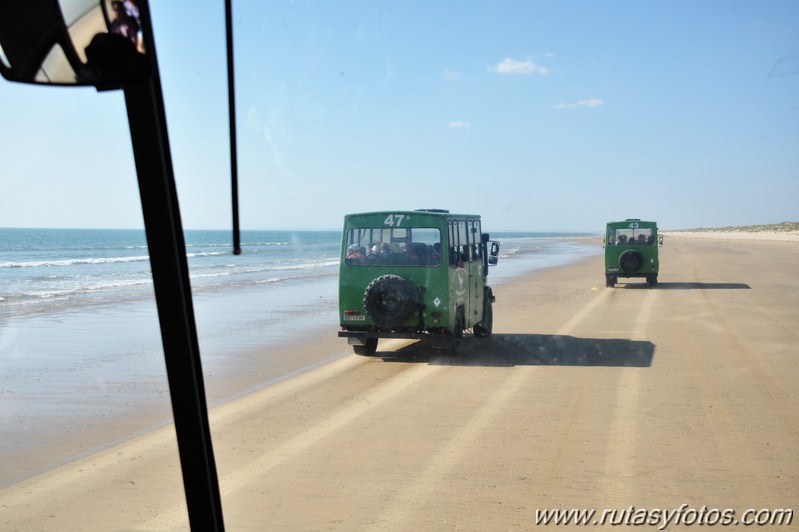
(606, 219, 658, 226)
(345, 210, 481, 219)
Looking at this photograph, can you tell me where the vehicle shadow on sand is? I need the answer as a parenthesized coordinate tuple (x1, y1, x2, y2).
(617, 282, 751, 290)
(380, 333, 655, 368)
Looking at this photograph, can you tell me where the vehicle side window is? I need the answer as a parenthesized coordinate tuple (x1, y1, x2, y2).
(459, 221, 470, 261)
(448, 221, 459, 265)
(469, 220, 483, 261)
(445, 219, 483, 264)
(449, 220, 471, 264)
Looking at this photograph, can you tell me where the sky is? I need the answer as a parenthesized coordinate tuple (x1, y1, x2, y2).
(1, 0, 798, 232)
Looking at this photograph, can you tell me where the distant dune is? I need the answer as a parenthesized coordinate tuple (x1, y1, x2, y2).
(663, 222, 799, 241)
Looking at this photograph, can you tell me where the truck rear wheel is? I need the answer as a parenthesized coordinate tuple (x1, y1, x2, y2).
(451, 315, 464, 352)
(353, 338, 378, 356)
(473, 288, 493, 338)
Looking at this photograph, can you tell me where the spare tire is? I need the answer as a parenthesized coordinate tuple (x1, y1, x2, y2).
(363, 274, 416, 328)
(619, 250, 643, 273)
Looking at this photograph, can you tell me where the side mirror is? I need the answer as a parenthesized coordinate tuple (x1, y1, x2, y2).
(0, 0, 153, 89)
(658, 235, 664, 246)
(488, 241, 500, 266)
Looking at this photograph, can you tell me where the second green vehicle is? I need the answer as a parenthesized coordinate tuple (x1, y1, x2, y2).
(604, 219, 662, 288)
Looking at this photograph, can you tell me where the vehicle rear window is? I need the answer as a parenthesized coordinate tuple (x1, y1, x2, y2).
(607, 227, 654, 245)
(344, 227, 441, 266)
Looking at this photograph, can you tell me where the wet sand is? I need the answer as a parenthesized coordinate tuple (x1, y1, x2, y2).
(1, 235, 797, 530)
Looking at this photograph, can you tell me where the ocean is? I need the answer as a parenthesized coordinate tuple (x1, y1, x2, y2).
(1, 227, 600, 320)
(0, 228, 341, 318)
(0, 227, 599, 484)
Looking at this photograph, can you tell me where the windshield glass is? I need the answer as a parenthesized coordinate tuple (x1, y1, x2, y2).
(1, 2, 797, 531)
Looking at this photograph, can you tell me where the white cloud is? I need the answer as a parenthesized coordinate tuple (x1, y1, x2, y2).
(448, 120, 470, 128)
(442, 69, 463, 81)
(490, 57, 547, 75)
(555, 98, 605, 109)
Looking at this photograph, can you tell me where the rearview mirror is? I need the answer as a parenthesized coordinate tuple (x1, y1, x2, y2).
(488, 241, 500, 266)
(0, 0, 152, 89)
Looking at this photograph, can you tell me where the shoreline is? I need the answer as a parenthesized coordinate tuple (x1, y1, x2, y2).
(0, 237, 599, 488)
(0, 245, 605, 489)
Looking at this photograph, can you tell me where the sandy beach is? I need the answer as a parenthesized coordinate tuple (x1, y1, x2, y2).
(664, 231, 799, 242)
(1, 234, 797, 530)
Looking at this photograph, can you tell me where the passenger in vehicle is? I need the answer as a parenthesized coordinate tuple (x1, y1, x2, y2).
(407, 243, 429, 265)
(431, 243, 441, 265)
(366, 243, 390, 264)
(345, 245, 366, 265)
(109, 0, 141, 46)
(366, 244, 381, 264)
(387, 243, 408, 265)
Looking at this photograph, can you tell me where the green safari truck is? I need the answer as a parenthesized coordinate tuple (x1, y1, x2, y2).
(604, 219, 662, 288)
(338, 210, 500, 355)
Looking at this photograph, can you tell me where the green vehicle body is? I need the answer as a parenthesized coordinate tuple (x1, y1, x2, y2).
(338, 210, 500, 355)
(604, 219, 662, 288)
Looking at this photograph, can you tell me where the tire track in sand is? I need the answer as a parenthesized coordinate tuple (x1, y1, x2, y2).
(377, 288, 612, 529)
(138, 356, 445, 530)
(693, 254, 799, 441)
(601, 288, 655, 506)
(0, 352, 366, 510)
(662, 285, 776, 502)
